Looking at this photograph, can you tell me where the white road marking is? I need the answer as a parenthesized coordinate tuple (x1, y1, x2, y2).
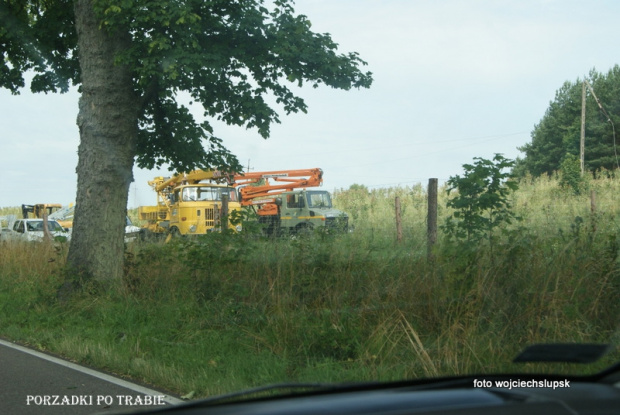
(0, 338, 183, 405)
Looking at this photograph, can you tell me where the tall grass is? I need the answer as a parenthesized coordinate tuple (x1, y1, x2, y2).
(0, 174, 619, 398)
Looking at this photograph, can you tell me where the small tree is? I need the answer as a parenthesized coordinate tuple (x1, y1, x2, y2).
(443, 154, 519, 244)
(559, 153, 586, 195)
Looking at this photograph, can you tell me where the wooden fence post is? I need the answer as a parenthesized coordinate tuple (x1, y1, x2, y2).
(42, 212, 50, 242)
(427, 178, 438, 260)
(590, 189, 596, 234)
(395, 196, 402, 243)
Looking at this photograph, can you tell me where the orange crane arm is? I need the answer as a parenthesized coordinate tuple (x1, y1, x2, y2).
(232, 168, 323, 206)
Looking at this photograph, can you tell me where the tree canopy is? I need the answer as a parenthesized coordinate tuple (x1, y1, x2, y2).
(514, 66, 620, 177)
(1, 0, 373, 172)
(0, 0, 373, 284)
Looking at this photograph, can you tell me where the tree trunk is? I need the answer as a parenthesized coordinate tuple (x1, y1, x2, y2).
(66, 0, 138, 285)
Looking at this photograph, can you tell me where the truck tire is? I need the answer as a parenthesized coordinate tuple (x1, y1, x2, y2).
(165, 227, 181, 243)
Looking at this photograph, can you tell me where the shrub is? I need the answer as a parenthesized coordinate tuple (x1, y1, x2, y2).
(442, 154, 519, 244)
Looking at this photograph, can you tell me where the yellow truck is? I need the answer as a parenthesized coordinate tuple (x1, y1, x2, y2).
(138, 170, 242, 239)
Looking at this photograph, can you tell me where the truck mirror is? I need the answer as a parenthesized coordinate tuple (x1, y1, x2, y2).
(275, 198, 282, 206)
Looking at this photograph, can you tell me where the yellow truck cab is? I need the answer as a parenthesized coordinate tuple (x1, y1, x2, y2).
(167, 183, 241, 235)
(139, 171, 242, 238)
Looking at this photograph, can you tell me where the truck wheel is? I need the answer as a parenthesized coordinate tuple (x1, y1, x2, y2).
(165, 227, 181, 243)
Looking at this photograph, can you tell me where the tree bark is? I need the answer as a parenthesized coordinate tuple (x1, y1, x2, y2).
(66, 0, 138, 284)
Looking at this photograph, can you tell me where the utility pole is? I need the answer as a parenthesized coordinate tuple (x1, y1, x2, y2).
(580, 81, 586, 175)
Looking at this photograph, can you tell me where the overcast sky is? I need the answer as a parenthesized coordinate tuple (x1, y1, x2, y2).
(2, 0, 620, 208)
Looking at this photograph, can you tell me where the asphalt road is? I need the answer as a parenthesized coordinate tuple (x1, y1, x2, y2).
(0, 339, 182, 415)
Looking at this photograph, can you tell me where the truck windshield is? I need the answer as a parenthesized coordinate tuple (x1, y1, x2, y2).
(182, 186, 238, 202)
(46, 221, 64, 232)
(306, 191, 332, 208)
(26, 221, 63, 232)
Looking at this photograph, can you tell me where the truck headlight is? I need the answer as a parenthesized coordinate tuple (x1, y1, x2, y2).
(189, 225, 197, 233)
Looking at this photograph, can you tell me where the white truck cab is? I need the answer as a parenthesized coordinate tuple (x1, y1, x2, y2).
(7, 218, 71, 242)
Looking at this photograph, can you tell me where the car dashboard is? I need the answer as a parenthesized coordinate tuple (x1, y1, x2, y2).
(141, 373, 620, 415)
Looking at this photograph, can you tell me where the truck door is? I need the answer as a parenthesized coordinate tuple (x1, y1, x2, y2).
(14, 221, 25, 233)
(170, 190, 180, 226)
(286, 193, 305, 210)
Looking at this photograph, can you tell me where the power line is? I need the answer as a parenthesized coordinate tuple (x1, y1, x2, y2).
(583, 80, 620, 171)
(338, 133, 526, 169)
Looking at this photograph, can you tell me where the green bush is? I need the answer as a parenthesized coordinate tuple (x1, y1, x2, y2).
(442, 154, 520, 244)
(560, 153, 587, 195)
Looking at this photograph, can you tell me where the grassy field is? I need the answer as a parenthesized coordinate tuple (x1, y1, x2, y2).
(1, 173, 619, 398)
